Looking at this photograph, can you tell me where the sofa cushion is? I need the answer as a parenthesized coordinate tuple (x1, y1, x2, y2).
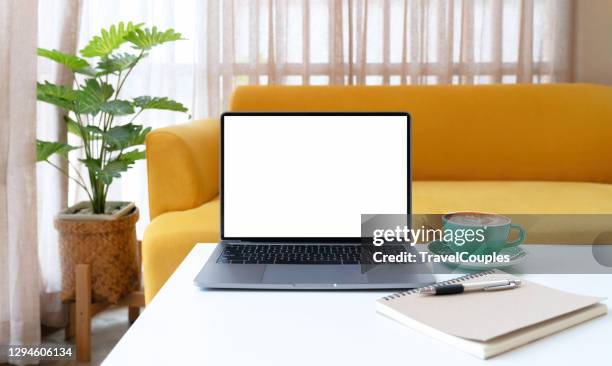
(142, 197, 219, 303)
(414, 181, 612, 213)
(414, 181, 612, 245)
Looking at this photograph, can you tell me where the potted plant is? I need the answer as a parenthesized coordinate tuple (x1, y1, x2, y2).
(37, 22, 189, 303)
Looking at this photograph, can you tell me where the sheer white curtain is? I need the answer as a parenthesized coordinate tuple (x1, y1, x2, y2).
(203, 0, 573, 117)
(61, 0, 573, 238)
(1, 0, 40, 360)
(37, 0, 83, 328)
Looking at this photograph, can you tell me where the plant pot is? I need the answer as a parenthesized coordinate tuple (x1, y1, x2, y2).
(57, 201, 136, 221)
(55, 204, 140, 304)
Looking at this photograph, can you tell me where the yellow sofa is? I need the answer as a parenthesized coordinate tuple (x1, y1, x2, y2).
(143, 83, 612, 303)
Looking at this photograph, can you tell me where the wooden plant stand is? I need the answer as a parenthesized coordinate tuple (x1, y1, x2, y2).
(64, 241, 145, 362)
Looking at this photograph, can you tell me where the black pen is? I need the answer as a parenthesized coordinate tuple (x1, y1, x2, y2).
(419, 279, 522, 295)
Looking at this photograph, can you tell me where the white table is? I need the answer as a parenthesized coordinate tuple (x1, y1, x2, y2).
(104, 244, 611, 366)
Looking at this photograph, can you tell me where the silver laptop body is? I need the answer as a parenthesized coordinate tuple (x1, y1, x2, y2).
(194, 112, 434, 289)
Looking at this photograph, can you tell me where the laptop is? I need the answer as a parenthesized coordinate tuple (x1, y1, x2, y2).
(194, 112, 434, 289)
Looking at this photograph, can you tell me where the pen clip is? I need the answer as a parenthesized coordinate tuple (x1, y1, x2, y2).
(483, 279, 522, 291)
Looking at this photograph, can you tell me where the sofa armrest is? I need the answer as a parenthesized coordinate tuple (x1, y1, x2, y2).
(146, 119, 220, 219)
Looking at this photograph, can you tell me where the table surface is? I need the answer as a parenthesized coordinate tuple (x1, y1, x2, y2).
(104, 244, 611, 366)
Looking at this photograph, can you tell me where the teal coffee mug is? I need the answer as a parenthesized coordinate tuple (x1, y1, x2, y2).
(442, 212, 525, 254)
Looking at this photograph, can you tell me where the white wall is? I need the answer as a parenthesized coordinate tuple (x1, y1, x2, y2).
(574, 0, 612, 85)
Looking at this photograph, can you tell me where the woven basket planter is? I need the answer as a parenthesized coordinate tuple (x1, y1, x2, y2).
(55, 207, 140, 304)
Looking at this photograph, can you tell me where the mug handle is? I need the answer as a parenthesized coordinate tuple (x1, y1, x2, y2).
(506, 224, 525, 247)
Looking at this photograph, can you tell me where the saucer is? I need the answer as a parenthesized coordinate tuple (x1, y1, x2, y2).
(427, 241, 527, 270)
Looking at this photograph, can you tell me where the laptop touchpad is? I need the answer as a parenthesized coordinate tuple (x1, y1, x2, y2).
(263, 265, 367, 284)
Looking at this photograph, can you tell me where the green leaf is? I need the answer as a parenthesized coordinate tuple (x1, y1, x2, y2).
(132, 96, 188, 113)
(100, 100, 135, 116)
(80, 22, 144, 58)
(76, 79, 114, 115)
(103, 123, 143, 150)
(83, 125, 104, 139)
(119, 149, 146, 162)
(125, 27, 183, 51)
(76, 67, 100, 77)
(80, 157, 101, 171)
(36, 140, 77, 162)
(63, 115, 104, 141)
(131, 126, 151, 145)
(37, 82, 78, 111)
(107, 126, 151, 150)
(80, 157, 131, 185)
(37, 48, 97, 76)
(97, 53, 142, 74)
(64, 115, 83, 138)
(101, 160, 130, 183)
(37, 82, 77, 100)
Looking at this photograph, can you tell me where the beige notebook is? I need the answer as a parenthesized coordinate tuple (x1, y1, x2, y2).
(377, 270, 607, 359)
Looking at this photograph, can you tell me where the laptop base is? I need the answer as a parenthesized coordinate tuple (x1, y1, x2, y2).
(194, 243, 435, 290)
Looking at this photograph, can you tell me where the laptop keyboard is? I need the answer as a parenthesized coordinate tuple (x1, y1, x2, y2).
(217, 244, 362, 264)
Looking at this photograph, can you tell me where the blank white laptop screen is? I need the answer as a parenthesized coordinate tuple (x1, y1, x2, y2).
(222, 114, 409, 238)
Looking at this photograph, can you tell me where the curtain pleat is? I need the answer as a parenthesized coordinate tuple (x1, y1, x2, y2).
(437, 0, 451, 84)
(358, 0, 368, 84)
(37, 0, 83, 328)
(1, 0, 41, 359)
(355, 0, 364, 84)
(548, 0, 572, 82)
(491, 0, 504, 83)
(348, 0, 355, 84)
(193, 0, 209, 118)
(267, 0, 275, 84)
(518, 0, 534, 83)
(302, 0, 310, 84)
(409, 0, 421, 84)
(459, 0, 475, 84)
(222, 0, 236, 104)
(329, 0, 344, 85)
(382, 0, 391, 85)
(249, 0, 260, 85)
(274, 0, 288, 84)
(207, 0, 221, 116)
(400, 0, 408, 84)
